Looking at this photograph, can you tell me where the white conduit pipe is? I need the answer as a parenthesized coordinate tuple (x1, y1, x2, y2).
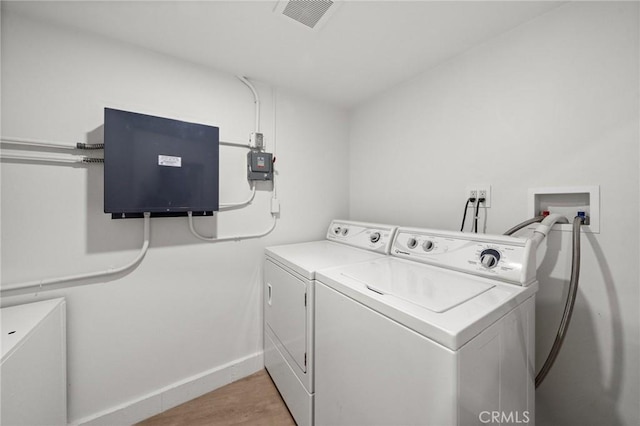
(220, 140, 251, 149)
(1, 136, 78, 150)
(216, 78, 261, 208)
(237, 76, 260, 132)
(4, 135, 250, 150)
(0, 152, 86, 164)
(1, 213, 151, 293)
(219, 184, 256, 210)
(187, 212, 276, 243)
(188, 76, 275, 240)
(272, 86, 278, 199)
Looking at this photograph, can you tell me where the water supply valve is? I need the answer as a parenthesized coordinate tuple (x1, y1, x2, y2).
(577, 211, 590, 225)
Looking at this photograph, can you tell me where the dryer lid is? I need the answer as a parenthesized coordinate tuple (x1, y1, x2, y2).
(266, 240, 388, 279)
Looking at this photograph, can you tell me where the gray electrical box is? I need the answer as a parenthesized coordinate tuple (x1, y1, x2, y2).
(247, 151, 273, 181)
(249, 132, 264, 150)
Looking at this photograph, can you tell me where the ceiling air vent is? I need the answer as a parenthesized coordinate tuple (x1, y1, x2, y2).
(274, 0, 341, 31)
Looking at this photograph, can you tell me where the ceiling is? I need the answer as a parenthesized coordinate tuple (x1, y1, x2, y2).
(2, 1, 565, 108)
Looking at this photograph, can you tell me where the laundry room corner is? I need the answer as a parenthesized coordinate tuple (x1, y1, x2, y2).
(0, 8, 349, 424)
(348, 2, 639, 425)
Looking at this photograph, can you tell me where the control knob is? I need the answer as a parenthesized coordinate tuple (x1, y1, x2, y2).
(333, 226, 341, 235)
(370, 232, 381, 244)
(407, 237, 418, 249)
(422, 240, 435, 252)
(342, 227, 349, 236)
(480, 249, 501, 269)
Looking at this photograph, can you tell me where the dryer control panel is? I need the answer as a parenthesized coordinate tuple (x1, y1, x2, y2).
(391, 227, 536, 286)
(326, 220, 397, 254)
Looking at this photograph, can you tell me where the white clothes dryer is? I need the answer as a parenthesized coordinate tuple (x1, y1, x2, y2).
(264, 220, 397, 426)
(314, 227, 539, 426)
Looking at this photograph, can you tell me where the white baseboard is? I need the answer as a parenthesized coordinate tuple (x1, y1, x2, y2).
(72, 351, 264, 426)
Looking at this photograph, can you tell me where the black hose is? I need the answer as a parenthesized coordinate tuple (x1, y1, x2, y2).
(535, 215, 583, 388)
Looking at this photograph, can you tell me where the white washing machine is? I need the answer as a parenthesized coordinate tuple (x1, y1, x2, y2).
(264, 220, 397, 426)
(314, 227, 539, 426)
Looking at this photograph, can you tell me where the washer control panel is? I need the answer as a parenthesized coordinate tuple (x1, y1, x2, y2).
(326, 220, 397, 254)
(391, 227, 536, 285)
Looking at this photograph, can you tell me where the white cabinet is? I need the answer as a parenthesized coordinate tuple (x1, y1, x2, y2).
(1, 298, 67, 426)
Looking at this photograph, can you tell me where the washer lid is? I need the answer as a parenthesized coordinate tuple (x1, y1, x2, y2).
(343, 260, 494, 313)
(316, 257, 537, 350)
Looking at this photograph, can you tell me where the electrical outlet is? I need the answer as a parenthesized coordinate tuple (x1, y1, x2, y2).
(466, 185, 491, 207)
(477, 185, 491, 207)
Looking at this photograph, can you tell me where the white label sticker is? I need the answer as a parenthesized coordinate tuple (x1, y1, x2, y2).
(158, 155, 182, 168)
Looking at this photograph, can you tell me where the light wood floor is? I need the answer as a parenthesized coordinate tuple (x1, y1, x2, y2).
(136, 370, 296, 426)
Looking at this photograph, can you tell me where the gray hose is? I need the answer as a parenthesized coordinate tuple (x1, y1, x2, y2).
(503, 215, 584, 388)
(534, 215, 583, 388)
(503, 215, 544, 236)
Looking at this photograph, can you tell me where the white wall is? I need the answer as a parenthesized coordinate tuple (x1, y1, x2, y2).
(0, 11, 349, 424)
(349, 2, 639, 426)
